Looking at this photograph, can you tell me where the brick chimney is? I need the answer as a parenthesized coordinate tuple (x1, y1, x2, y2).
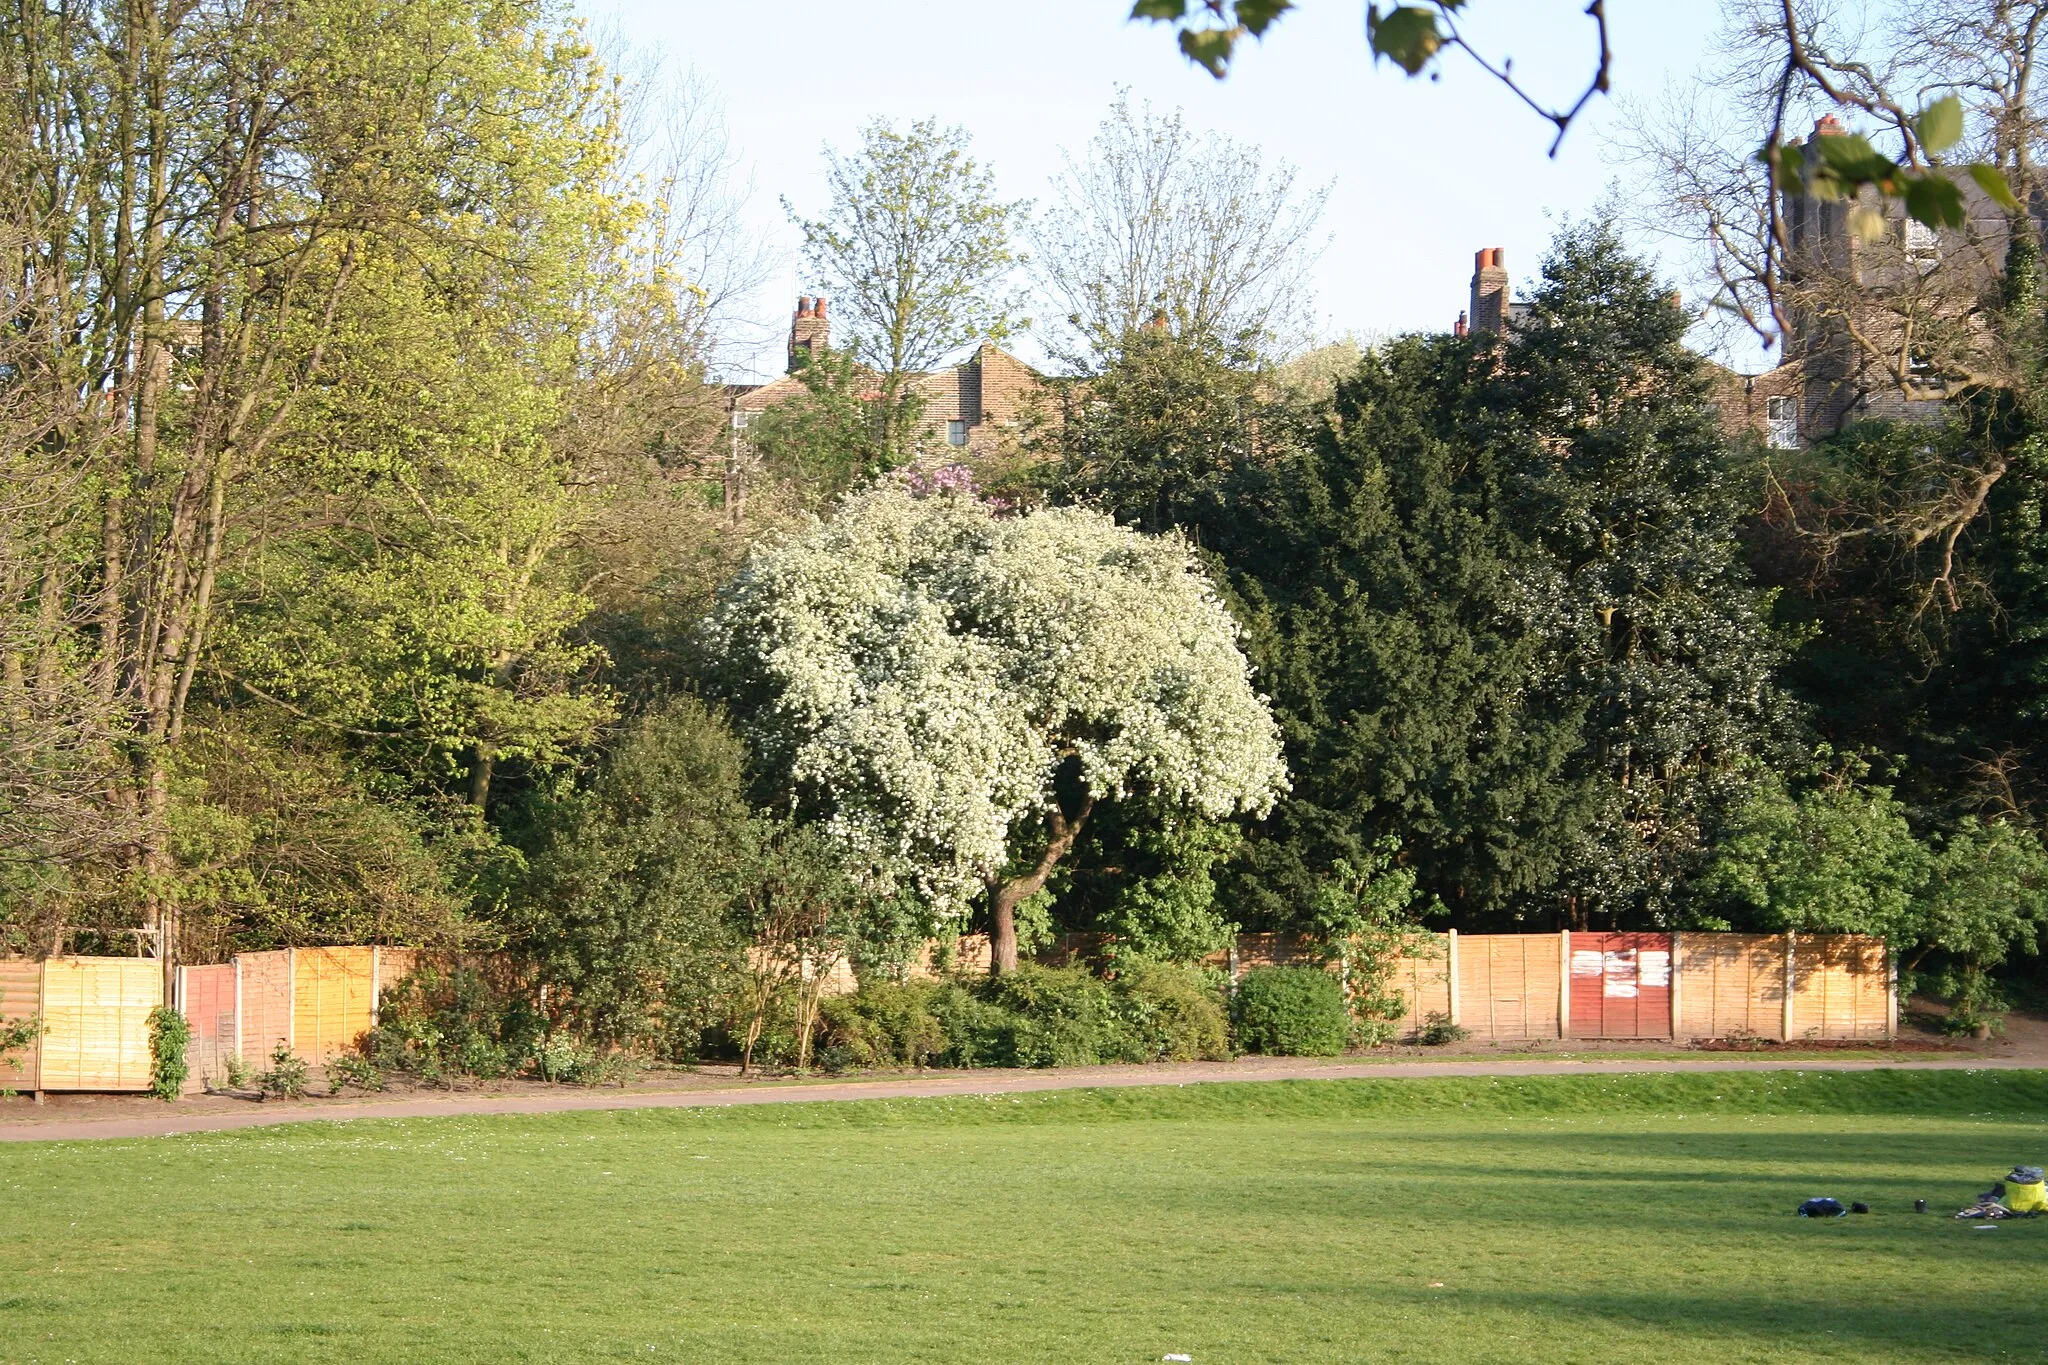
(1454, 309, 1468, 339)
(1812, 114, 1844, 139)
(1469, 247, 1509, 335)
(788, 294, 829, 372)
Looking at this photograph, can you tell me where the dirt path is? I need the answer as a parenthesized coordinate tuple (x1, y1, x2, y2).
(4, 1053, 2043, 1143)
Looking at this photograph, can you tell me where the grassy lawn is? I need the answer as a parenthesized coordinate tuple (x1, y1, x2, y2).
(3, 1073, 2045, 1363)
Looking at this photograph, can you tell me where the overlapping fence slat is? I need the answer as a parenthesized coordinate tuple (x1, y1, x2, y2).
(292, 948, 379, 1064)
(0, 958, 41, 1091)
(1673, 934, 1785, 1041)
(38, 957, 160, 1091)
(1456, 934, 1564, 1041)
(1382, 935, 1452, 1033)
(237, 950, 294, 1065)
(1567, 932, 1673, 1039)
(1792, 935, 1891, 1040)
(178, 964, 238, 1091)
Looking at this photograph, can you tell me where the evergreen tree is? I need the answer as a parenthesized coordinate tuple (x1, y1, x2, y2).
(1219, 332, 1593, 925)
(1493, 221, 1795, 923)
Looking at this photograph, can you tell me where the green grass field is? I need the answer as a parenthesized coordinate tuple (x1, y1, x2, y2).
(4, 1072, 2045, 1363)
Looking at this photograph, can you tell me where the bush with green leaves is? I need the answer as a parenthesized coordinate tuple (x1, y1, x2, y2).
(815, 963, 1230, 1071)
(257, 1043, 309, 1098)
(511, 698, 763, 1059)
(1108, 961, 1230, 1061)
(1416, 1012, 1469, 1046)
(1701, 768, 2048, 1026)
(1230, 965, 1349, 1057)
(818, 982, 951, 1070)
(327, 1053, 384, 1092)
(147, 1007, 189, 1101)
(366, 965, 545, 1083)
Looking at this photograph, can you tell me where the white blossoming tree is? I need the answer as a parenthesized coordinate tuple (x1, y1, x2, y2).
(701, 484, 1288, 972)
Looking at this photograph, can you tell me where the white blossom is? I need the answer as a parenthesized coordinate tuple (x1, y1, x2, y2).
(702, 487, 1288, 921)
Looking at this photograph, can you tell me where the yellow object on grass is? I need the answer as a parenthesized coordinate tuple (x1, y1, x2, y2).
(2009, 1179, 2048, 1213)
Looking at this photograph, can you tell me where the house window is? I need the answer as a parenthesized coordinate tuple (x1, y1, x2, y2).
(946, 419, 967, 446)
(731, 409, 752, 430)
(1904, 217, 1940, 272)
(1765, 395, 1800, 450)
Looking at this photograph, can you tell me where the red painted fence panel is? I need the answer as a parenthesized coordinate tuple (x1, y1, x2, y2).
(178, 964, 238, 1091)
(1567, 932, 1673, 1038)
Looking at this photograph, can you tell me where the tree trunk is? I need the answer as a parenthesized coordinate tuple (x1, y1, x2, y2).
(987, 797, 1094, 975)
(468, 744, 495, 809)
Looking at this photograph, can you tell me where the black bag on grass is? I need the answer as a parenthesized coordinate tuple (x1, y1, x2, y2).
(1797, 1198, 1846, 1218)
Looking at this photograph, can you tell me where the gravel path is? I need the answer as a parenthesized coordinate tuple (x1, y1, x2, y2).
(4, 1054, 2042, 1143)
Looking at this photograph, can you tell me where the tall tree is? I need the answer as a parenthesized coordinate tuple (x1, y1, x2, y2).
(700, 483, 1287, 974)
(0, 0, 628, 970)
(787, 119, 1026, 457)
(1494, 221, 1794, 924)
(1031, 92, 1326, 366)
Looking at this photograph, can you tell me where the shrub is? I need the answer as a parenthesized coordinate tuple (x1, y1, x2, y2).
(533, 1034, 634, 1085)
(147, 1007, 189, 1101)
(1416, 1011, 1469, 1046)
(928, 985, 1030, 1067)
(1231, 966, 1349, 1056)
(982, 965, 1120, 1067)
(367, 965, 546, 1083)
(819, 982, 949, 1069)
(258, 1043, 309, 1098)
(327, 1053, 384, 1092)
(813, 963, 1231, 1071)
(1110, 962, 1230, 1061)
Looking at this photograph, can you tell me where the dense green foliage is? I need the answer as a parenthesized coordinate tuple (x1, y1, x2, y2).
(146, 1007, 189, 1102)
(818, 962, 1230, 1069)
(367, 966, 549, 1083)
(1229, 965, 1350, 1056)
(6, 1072, 2047, 1360)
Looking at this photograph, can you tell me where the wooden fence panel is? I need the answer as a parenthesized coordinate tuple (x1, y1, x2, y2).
(293, 947, 378, 1064)
(1567, 932, 1673, 1039)
(1383, 938, 1452, 1035)
(178, 964, 238, 1090)
(1232, 933, 1324, 972)
(0, 958, 40, 1091)
(38, 957, 160, 1091)
(1792, 935, 1891, 1040)
(1456, 934, 1562, 1041)
(238, 950, 293, 1064)
(1673, 934, 1786, 1040)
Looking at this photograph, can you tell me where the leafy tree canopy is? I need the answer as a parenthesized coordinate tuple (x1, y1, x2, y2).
(700, 483, 1287, 970)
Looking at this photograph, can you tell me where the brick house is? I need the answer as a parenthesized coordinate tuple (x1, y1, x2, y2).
(726, 296, 1049, 459)
(1456, 120, 2036, 451)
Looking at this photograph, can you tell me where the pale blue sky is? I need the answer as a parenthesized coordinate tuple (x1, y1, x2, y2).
(578, 1, 1728, 380)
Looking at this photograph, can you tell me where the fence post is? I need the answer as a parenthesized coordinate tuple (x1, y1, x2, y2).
(371, 946, 382, 1029)
(1227, 939, 1240, 987)
(1447, 929, 1461, 1027)
(1668, 934, 1683, 1040)
(1548, 933, 1564, 1039)
(1782, 933, 1797, 1041)
(1886, 941, 1898, 1039)
(286, 946, 297, 1053)
(233, 956, 244, 1066)
(30, 959, 44, 1104)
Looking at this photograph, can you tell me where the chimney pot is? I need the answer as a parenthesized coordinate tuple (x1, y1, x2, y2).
(1813, 114, 1844, 137)
(796, 296, 811, 318)
(814, 296, 827, 320)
